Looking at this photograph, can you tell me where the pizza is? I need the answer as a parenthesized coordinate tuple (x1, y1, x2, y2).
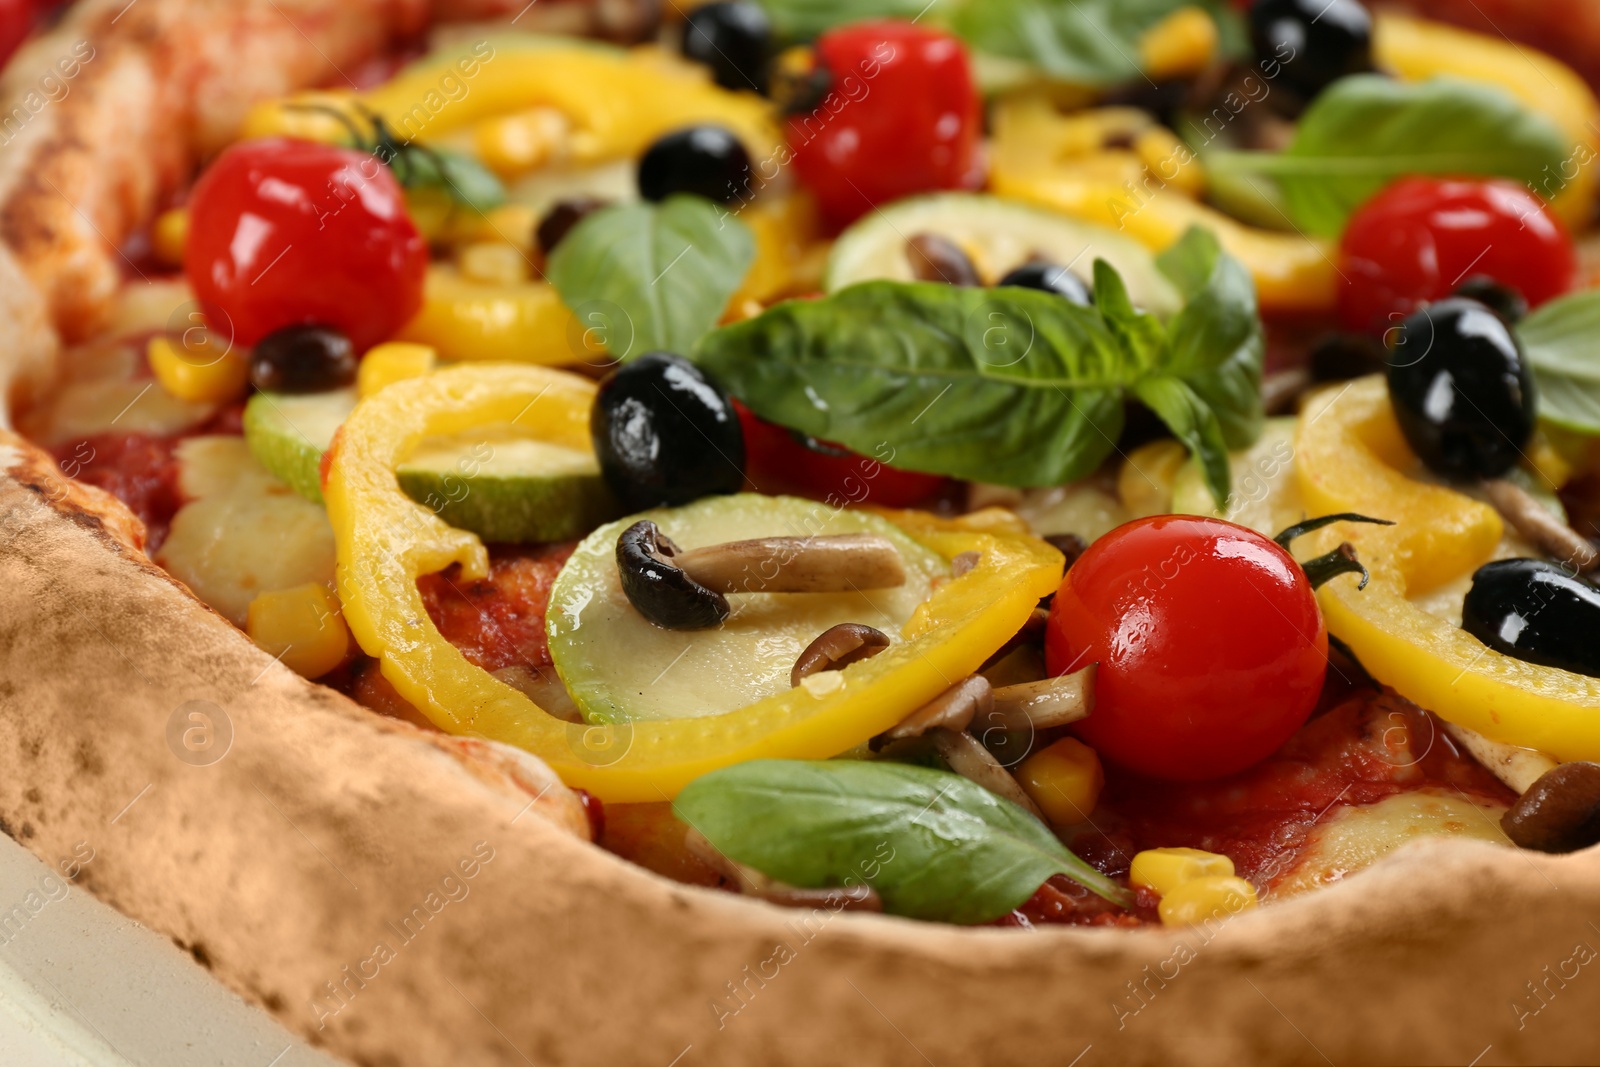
(1, 0, 1599, 1064)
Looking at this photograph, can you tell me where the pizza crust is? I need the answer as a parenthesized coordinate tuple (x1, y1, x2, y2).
(0, 4, 1598, 1066)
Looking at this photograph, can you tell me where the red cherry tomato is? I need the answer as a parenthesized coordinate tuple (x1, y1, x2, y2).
(0, 0, 33, 66)
(788, 21, 981, 226)
(735, 403, 946, 507)
(1339, 177, 1576, 335)
(1044, 516, 1327, 781)
(184, 137, 428, 353)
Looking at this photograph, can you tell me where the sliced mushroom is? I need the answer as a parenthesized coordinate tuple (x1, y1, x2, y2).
(616, 520, 730, 630)
(1480, 478, 1599, 573)
(906, 233, 981, 286)
(791, 623, 890, 687)
(675, 534, 907, 593)
(950, 550, 982, 578)
(926, 727, 1046, 820)
(978, 666, 1095, 732)
(685, 828, 884, 911)
(1501, 761, 1600, 851)
(1501, 762, 1600, 853)
(1441, 721, 1557, 795)
(876, 675, 993, 747)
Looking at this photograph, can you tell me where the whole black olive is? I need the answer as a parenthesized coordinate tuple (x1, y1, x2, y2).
(637, 125, 752, 205)
(249, 325, 357, 394)
(997, 261, 1093, 307)
(592, 352, 746, 510)
(1249, 0, 1373, 103)
(1385, 297, 1536, 480)
(1462, 559, 1600, 678)
(1453, 274, 1528, 325)
(536, 197, 610, 257)
(680, 1, 772, 94)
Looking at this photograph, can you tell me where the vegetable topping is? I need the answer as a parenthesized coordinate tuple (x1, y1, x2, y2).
(184, 138, 428, 353)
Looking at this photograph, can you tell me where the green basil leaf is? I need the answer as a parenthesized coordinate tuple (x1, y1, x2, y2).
(1206, 75, 1571, 237)
(694, 281, 1129, 486)
(1093, 258, 1165, 369)
(947, 0, 1234, 86)
(1517, 290, 1600, 435)
(674, 759, 1129, 923)
(752, 0, 933, 41)
(1155, 227, 1264, 449)
(548, 196, 755, 358)
(1136, 377, 1232, 507)
(400, 147, 506, 214)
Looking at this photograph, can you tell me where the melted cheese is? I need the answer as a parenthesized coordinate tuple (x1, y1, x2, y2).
(1271, 789, 1511, 898)
(155, 437, 335, 626)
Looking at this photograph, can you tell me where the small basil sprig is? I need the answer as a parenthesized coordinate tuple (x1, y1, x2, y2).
(694, 226, 1262, 505)
(674, 759, 1129, 923)
(292, 104, 506, 214)
(1205, 75, 1571, 237)
(549, 196, 755, 359)
(1516, 290, 1600, 435)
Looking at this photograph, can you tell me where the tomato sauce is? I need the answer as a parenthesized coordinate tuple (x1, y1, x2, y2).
(998, 689, 1516, 928)
(54, 433, 184, 550)
(50, 403, 246, 552)
(1094, 691, 1514, 883)
(416, 543, 576, 672)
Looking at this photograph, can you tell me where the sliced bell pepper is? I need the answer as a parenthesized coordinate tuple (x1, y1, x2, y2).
(395, 265, 587, 365)
(990, 169, 1337, 312)
(359, 45, 780, 165)
(325, 364, 1064, 802)
(1294, 376, 1600, 762)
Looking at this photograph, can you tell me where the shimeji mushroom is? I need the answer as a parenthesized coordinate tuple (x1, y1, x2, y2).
(616, 519, 908, 630)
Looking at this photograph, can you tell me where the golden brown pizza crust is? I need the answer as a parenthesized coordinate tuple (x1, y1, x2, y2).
(1, 4, 1599, 1066)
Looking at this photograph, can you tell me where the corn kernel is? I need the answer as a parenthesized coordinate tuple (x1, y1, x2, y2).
(358, 342, 437, 398)
(1130, 847, 1235, 897)
(247, 583, 351, 680)
(1139, 6, 1219, 82)
(1017, 737, 1103, 827)
(152, 208, 188, 266)
(147, 335, 250, 404)
(458, 241, 531, 287)
(473, 107, 571, 177)
(1157, 875, 1259, 926)
(238, 90, 363, 144)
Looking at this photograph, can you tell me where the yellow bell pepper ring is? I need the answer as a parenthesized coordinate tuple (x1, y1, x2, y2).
(358, 45, 780, 166)
(990, 169, 1337, 313)
(326, 363, 1066, 802)
(1295, 376, 1502, 596)
(1294, 377, 1600, 762)
(396, 265, 588, 365)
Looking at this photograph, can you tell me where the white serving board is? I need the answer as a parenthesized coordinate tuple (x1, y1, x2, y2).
(0, 833, 340, 1066)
